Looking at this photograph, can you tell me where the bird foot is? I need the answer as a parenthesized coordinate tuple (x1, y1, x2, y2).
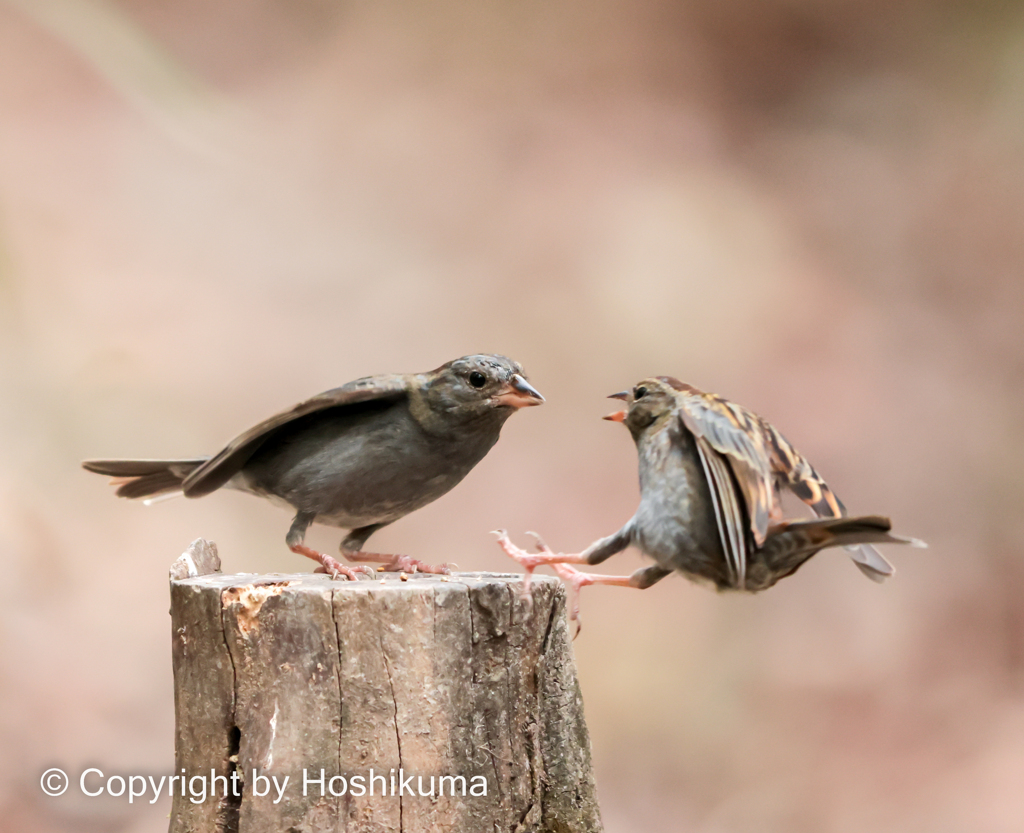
(341, 549, 453, 576)
(313, 562, 376, 580)
(291, 544, 372, 581)
(493, 529, 585, 573)
(493, 529, 539, 598)
(548, 563, 602, 638)
(493, 531, 639, 638)
(550, 562, 639, 639)
(493, 529, 557, 570)
(493, 530, 590, 626)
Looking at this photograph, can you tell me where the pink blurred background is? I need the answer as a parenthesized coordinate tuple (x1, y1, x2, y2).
(2, 1, 1023, 830)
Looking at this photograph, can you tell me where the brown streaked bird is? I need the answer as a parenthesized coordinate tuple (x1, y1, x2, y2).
(496, 376, 923, 628)
(85, 354, 543, 579)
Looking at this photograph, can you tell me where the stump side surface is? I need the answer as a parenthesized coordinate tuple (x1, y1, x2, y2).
(169, 570, 602, 833)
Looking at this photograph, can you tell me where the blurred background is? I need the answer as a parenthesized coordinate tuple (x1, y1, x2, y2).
(2, 0, 1023, 830)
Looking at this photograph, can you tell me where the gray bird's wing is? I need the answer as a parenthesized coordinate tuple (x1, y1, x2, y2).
(691, 433, 749, 589)
(676, 390, 774, 547)
(182, 375, 410, 497)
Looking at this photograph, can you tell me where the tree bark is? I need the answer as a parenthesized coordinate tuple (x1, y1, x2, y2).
(168, 539, 603, 833)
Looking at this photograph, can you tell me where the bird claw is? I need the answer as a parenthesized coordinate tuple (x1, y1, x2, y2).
(493, 531, 556, 572)
(318, 557, 367, 581)
(494, 531, 595, 636)
(293, 543, 367, 581)
(526, 530, 553, 554)
(493, 530, 541, 605)
(342, 546, 453, 576)
(551, 563, 591, 637)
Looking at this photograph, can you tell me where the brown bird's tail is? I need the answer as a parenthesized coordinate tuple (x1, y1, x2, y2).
(82, 459, 209, 500)
(760, 515, 925, 585)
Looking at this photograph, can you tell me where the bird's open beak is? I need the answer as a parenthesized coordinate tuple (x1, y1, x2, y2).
(493, 374, 545, 408)
(603, 390, 629, 421)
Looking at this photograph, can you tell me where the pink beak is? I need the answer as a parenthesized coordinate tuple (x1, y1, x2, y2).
(493, 374, 545, 408)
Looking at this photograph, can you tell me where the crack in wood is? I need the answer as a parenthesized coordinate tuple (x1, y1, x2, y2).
(170, 570, 602, 832)
(380, 631, 404, 832)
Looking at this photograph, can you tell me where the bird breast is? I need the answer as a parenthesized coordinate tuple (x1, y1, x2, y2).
(632, 423, 727, 577)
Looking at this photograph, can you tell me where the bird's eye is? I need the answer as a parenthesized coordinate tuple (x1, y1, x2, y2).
(469, 371, 487, 388)
(634, 386, 648, 399)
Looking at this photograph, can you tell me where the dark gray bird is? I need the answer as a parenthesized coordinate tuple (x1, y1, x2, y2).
(497, 376, 923, 625)
(85, 354, 543, 579)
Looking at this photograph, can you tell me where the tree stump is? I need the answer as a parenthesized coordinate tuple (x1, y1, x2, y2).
(168, 539, 603, 833)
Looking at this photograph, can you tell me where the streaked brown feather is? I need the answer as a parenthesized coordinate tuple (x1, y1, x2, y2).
(675, 388, 774, 546)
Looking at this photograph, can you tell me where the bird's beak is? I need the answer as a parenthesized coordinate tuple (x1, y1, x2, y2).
(603, 390, 629, 421)
(493, 374, 545, 408)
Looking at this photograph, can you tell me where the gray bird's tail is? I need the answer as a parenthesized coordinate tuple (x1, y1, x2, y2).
(82, 458, 209, 500)
(761, 515, 925, 584)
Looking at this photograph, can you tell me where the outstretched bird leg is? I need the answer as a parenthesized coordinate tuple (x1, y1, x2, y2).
(338, 524, 454, 575)
(493, 526, 633, 591)
(495, 530, 670, 635)
(493, 530, 590, 596)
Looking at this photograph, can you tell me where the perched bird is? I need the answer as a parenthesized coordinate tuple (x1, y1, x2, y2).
(85, 354, 543, 579)
(497, 376, 923, 625)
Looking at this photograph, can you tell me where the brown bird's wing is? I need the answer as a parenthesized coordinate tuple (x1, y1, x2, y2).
(182, 375, 410, 497)
(677, 387, 895, 582)
(758, 416, 895, 582)
(691, 434, 749, 588)
(676, 390, 774, 547)
(760, 421, 845, 516)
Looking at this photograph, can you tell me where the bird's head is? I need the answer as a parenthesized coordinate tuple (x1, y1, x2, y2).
(604, 376, 687, 437)
(418, 354, 544, 429)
